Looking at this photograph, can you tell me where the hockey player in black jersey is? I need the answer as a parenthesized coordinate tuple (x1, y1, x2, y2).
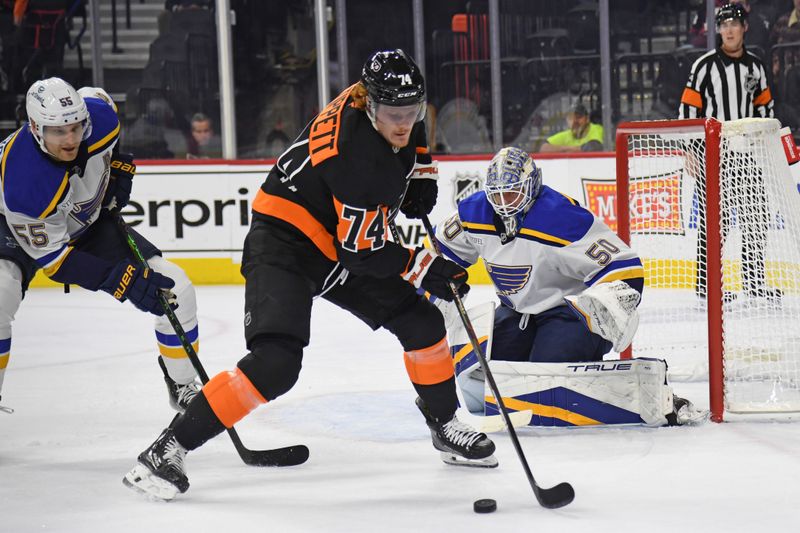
(124, 49, 496, 501)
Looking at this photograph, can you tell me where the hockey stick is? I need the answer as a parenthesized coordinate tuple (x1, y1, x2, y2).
(390, 222, 531, 425)
(111, 210, 308, 467)
(419, 213, 574, 509)
(388, 222, 532, 432)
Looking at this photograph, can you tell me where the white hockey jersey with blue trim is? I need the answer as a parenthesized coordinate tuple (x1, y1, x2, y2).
(435, 186, 644, 315)
(0, 96, 120, 274)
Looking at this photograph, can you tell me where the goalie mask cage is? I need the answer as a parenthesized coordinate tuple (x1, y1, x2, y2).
(615, 118, 800, 422)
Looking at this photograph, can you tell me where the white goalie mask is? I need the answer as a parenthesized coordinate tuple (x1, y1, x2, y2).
(26, 77, 92, 157)
(485, 147, 542, 218)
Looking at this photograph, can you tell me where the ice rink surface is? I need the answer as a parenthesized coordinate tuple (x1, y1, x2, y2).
(2, 285, 799, 533)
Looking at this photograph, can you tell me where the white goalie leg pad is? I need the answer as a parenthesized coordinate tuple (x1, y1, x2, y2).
(147, 256, 199, 384)
(446, 302, 533, 431)
(431, 295, 463, 336)
(482, 358, 674, 427)
(0, 260, 24, 397)
(565, 280, 641, 352)
(449, 302, 495, 414)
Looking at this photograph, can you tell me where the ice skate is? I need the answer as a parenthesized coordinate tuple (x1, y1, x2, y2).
(123, 427, 189, 501)
(666, 396, 709, 426)
(159, 357, 201, 412)
(416, 397, 498, 468)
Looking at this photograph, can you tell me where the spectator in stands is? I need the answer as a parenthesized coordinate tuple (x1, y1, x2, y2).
(539, 103, 604, 152)
(769, 0, 800, 48)
(0, 1, 14, 90)
(187, 112, 222, 159)
(125, 96, 188, 159)
(11, 0, 73, 91)
(737, 0, 771, 57)
(165, 0, 212, 10)
(159, 0, 213, 36)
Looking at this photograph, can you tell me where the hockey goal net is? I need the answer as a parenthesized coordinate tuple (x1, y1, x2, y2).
(615, 118, 800, 421)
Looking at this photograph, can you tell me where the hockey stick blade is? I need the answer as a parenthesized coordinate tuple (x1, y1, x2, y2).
(113, 211, 309, 469)
(535, 481, 575, 509)
(238, 443, 310, 467)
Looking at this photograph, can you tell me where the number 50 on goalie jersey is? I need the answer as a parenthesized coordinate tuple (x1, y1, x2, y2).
(435, 186, 644, 314)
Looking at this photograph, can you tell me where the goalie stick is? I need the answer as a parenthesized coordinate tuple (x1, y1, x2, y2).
(418, 213, 575, 509)
(112, 211, 308, 467)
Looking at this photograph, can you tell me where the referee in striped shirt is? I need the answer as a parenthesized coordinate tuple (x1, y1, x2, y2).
(679, 3, 781, 303)
(679, 3, 773, 120)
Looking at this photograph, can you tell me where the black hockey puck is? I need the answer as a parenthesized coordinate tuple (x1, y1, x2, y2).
(473, 498, 497, 513)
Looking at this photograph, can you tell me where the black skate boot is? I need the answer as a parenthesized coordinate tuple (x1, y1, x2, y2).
(416, 397, 498, 468)
(123, 427, 189, 501)
(158, 357, 201, 412)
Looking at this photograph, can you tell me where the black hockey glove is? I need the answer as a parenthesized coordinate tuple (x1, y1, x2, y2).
(99, 260, 176, 316)
(402, 248, 470, 301)
(104, 153, 136, 209)
(400, 163, 439, 219)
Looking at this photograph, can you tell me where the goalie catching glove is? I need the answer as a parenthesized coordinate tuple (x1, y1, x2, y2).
(564, 280, 641, 352)
(403, 247, 469, 301)
(99, 260, 177, 316)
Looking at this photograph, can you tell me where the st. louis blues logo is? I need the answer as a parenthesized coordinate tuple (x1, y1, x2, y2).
(453, 172, 483, 205)
(485, 262, 531, 297)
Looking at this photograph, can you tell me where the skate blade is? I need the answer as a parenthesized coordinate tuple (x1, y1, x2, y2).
(440, 452, 499, 468)
(122, 463, 182, 502)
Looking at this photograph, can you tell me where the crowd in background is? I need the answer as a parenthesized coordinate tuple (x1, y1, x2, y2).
(1, 0, 800, 158)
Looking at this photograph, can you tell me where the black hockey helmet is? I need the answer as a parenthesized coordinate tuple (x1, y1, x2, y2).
(716, 3, 747, 26)
(361, 49, 425, 107)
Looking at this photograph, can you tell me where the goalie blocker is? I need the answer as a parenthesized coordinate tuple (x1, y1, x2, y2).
(450, 303, 706, 427)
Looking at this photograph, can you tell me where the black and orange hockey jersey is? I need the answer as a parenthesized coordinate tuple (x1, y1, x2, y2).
(252, 84, 431, 279)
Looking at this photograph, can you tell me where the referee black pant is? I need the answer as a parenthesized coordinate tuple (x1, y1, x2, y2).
(695, 152, 770, 298)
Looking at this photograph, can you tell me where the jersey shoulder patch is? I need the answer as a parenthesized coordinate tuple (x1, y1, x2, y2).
(1, 127, 70, 219)
(457, 191, 496, 233)
(85, 98, 120, 156)
(520, 186, 594, 246)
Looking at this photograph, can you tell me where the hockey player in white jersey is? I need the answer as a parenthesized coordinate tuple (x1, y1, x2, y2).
(434, 147, 704, 427)
(0, 78, 202, 414)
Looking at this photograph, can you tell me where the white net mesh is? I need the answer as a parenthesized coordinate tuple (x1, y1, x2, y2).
(622, 118, 800, 413)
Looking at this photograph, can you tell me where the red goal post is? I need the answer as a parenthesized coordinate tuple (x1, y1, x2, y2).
(615, 118, 800, 422)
